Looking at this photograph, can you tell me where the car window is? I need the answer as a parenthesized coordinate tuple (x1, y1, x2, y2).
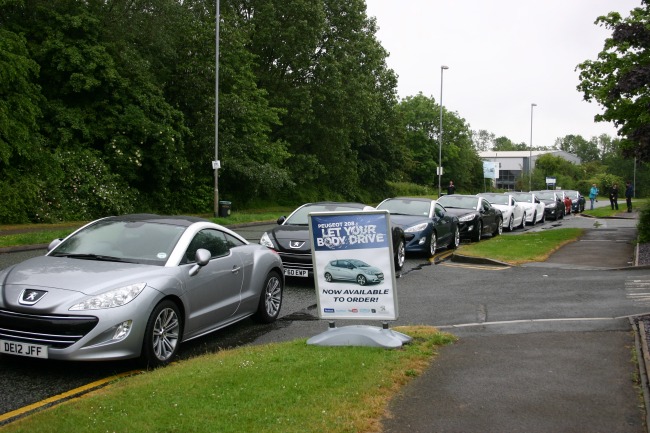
(434, 203, 445, 218)
(184, 229, 241, 264)
(482, 200, 490, 212)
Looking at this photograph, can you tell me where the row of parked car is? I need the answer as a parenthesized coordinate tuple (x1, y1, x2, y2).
(260, 189, 587, 281)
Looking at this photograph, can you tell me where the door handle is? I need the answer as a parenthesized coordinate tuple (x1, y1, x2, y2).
(231, 266, 241, 274)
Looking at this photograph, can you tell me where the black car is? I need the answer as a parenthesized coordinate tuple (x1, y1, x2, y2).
(531, 190, 565, 220)
(376, 197, 460, 256)
(436, 195, 503, 242)
(563, 190, 586, 213)
(259, 202, 406, 279)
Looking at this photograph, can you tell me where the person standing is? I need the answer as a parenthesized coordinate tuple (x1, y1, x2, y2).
(609, 183, 619, 210)
(589, 183, 599, 210)
(625, 181, 634, 212)
(447, 181, 456, 195)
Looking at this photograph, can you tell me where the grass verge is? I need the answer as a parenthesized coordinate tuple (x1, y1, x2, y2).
(456, 228, 584, 264)
(3, 326, 455, 433)
(0, 209, 294, 248)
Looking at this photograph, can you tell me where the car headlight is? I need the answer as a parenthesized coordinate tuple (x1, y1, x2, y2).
(69, 283, 146, 311)
(459, 214, 475, 222)
(405, 223, 428, 233)
(260, 232, 275, 249)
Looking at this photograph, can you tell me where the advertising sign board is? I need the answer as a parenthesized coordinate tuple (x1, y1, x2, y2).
(309, 210, 398, 321)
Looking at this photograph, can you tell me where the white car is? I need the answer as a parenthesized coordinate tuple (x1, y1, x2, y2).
(510, 192, 546, 225)
(477, 193, 526, 231)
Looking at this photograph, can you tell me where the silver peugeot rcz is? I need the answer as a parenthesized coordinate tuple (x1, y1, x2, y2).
(0, 214, 284, 367)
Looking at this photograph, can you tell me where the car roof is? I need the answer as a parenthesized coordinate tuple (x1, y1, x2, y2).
(102, 214, 209, 228)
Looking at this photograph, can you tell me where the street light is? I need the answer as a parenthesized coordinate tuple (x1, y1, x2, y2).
(438, 65, 449, 197)
(528, 103, 537, 191)
(213, 0, 221, 217)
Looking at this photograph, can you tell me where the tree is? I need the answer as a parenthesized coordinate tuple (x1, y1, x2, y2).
(554, 134, 600, 162)
(471, 129, 496, 151)
(576, 1, 650, 161)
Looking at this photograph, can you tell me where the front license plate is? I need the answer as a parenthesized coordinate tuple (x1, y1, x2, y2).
(284, 269, 308, 277)
(0, 339, 48, 359)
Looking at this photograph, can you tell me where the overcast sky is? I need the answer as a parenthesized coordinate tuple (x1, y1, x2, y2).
(365, 0, 640, 149)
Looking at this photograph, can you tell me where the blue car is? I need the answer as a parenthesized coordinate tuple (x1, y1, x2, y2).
(376, 197, 459, 256)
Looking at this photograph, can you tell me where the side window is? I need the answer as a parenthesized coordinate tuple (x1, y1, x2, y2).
(434, 203, 444, 218)
(183, 229, 232, 264)
(482, 201, 490, 212)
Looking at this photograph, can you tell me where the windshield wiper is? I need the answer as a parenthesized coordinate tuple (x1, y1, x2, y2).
(51, 253, 134, 263)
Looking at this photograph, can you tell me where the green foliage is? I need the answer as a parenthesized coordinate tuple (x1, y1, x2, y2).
(576, 3, 650, 161)
(639, 205, 650, 243)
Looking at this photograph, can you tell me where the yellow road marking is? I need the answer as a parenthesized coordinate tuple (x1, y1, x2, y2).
(0, 370, 141, 423)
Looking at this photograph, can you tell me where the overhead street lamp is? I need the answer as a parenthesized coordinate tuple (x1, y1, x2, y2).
(213, 0, 221, 217)
(529, 103, 537, 191)
(438, 65, 449, 197)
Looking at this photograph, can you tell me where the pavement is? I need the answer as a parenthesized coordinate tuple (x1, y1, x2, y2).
(381, 210, 650, 433)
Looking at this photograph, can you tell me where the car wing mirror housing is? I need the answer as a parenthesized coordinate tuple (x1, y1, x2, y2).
(277, 216, 286, 225)
(189, 248, 212, 276)
(47, 239, 62, 252)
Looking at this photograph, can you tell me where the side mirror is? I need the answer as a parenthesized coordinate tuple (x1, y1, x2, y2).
(47, 239, 62, 252)
(189, 248, 211, 276)
(277, 216, 286, 225)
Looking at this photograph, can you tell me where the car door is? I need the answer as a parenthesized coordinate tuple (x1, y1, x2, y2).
(182, 228, 245, 337)
(480, 199, 496, 233)
(433, 203, 452, 244)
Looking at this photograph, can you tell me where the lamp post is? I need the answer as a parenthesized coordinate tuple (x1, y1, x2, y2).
(528, 103, 536, 191)
(213, 0, 221, 217)
(438, 65, 449, 197)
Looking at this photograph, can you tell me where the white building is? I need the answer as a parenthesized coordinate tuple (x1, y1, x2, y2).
(478, 150, 581, 190)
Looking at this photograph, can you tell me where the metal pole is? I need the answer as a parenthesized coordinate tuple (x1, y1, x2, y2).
(438, 65, 449, 197)
(529, 103, 536, 191)
(213, 0, 220, 217)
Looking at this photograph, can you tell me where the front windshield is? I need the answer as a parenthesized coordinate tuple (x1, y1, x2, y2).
(536, 192, 556, 200)
(480, 195, 508, 205)
(285, 204, 369, 225)
(438, 195, 479, 210)
(50, 220, 186, 265)
(377, 199, 431, 216)
(512, 193, 532, 203)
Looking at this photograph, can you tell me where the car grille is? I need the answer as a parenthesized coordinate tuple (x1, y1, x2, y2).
(278, 252, 313, 271)
(0, 309, 98, 349)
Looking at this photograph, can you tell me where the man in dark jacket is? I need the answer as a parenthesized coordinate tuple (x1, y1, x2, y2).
(447, 181, 456, 196)
(609, 184, 619, 210)
(625, 181, 634, 212)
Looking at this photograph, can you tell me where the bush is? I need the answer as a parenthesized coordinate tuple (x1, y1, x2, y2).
(639, 206, 650, 244)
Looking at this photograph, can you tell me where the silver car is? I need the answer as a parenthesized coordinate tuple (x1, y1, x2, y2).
(323, 259, 384, 286)
(0, 214, 284, 367)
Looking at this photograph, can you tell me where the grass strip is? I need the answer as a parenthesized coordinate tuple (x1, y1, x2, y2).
(456, 228, 584, 264)
(3, 326, 455, 433)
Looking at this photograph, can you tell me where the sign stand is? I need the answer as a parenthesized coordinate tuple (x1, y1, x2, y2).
(307, 321, 412, 348)
(307, 210, 412, 349)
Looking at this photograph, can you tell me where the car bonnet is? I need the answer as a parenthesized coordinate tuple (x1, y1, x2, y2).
(0, 256, 174, 303)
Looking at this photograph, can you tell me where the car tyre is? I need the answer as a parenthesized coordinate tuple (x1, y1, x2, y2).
(540, 212, 546, 223)
(493, 218, 503, 236)
(252, 270, 283, 324)
(519, 212, 526, 229)
(530, 211, 536, 226)
(450, 226, 460, 249)
(142, 300, 182, 368)
(394, 238, 405, 271)
(472, 221, 482, 242)
(429, 232, 437, 256)
(356, 274, 367, 286)
(507, 215, 514, 231)
(324, 272, 333, 282)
